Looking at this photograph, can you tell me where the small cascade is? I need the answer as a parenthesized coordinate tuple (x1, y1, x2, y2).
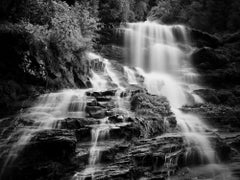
(89, 118, 110, 166)
(73, 118, 110, 180)
(90, 70, 108, 90)
(174, 109, 216, 164)
(104, 59, 124, 90)
(124, 66, 138, 84)
(1, 89, 88, 172)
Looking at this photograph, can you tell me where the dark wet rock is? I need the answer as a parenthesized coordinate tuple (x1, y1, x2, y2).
(86, 105, 104, 113)
(214, 138, 232, 161)
(75, 128, 91, 142)
(130, 93, 171, 116)
(60, 118, 98, 130)
(128, 134, 185, 179)
(126, 85, 147, 96)
(87, 109, 106, 119)
(189, 33, 240, 88)
(109, 122, 141, 140)
(74, 134, 186, 180)
(194, 89, 220, 104)
(86, 90, 117, 97)
(194, 89, 239, 106)
(97, 100, 116, 109)
(223, 31, 240, 44)
(108, 115, 124, 123)
(191, 47, 229, 70)
(89, 58, 105, 72)
(21, 129, 77, 162)
(96, 96, 112, 102)
(188, 28, 222, 48)
(100, 45, 125, 63)
(0, 129, 78, 180)
(86, 99, 99, 106)
(130, 92, 172, 137)
(181, 103, 240, 131)
(60, 118, 83, 129)
(166, 115, 177, 128)
(1, 160, 74, 180)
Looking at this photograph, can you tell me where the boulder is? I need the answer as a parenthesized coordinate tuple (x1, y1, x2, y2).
(188, 28, 222, 48)
(20, 129, 77, 162)
(191, 47, 229, 70)
(100, 45, 125, 63)
(194, 89, 220, 104)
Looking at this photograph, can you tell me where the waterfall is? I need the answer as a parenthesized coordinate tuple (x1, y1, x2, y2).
(124, 21, 218, 168)
(1, 21, 234, 180)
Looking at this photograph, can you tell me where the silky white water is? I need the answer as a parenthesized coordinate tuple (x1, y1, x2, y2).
(124, 21, 220, 170)
(73, 118, 110, 180)
(124, 66, 138, 84)
(1, 89, 88, 175)
(1, 21, 234, 179)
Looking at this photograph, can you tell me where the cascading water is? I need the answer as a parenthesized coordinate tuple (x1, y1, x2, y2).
(1, 20, 235, 180)
(72, 118, 110, 180)
(124, 21, 225, 177)
(72, 53, 132, 180)
(1, 89, 88, 175)
(124, 66, 138, 84)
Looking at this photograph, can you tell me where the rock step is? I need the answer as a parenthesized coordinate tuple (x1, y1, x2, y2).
(86, 90, 117, 97)
(75, 140, 126, 165)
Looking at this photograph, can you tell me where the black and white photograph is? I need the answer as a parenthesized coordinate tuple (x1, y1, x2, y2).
(0, 0, 240, 179)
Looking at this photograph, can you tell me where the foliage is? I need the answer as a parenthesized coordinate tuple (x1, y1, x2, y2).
(24, 0, 99, 53)
(4, 0, 54, 25)
(148, 0, 240, 33)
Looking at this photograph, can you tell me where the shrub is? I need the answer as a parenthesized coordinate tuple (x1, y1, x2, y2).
(24, 1, 99, 53)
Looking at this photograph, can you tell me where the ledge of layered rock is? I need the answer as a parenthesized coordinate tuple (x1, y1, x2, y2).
(222, 31, 240, 44)
(86, 89, 117, 97)
(190, 39, 240, 88)
(188, 28, 222, 48)
(73, 134, 186, 180)
(191, 47, 229, 70)
(0, 129, 77, 180)
(100, 45, 125, 63)
(193, 88, 240, 106)
(180, 103, 240, 132)
(21, 129, 77, 161)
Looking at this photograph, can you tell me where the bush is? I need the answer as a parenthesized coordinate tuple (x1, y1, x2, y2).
(24, 1, 99, 53)
(147, 0, 240, 33)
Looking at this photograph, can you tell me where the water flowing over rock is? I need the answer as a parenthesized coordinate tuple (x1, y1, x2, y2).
(124, 21, 235, 179)
(0, 22, 238, 180)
